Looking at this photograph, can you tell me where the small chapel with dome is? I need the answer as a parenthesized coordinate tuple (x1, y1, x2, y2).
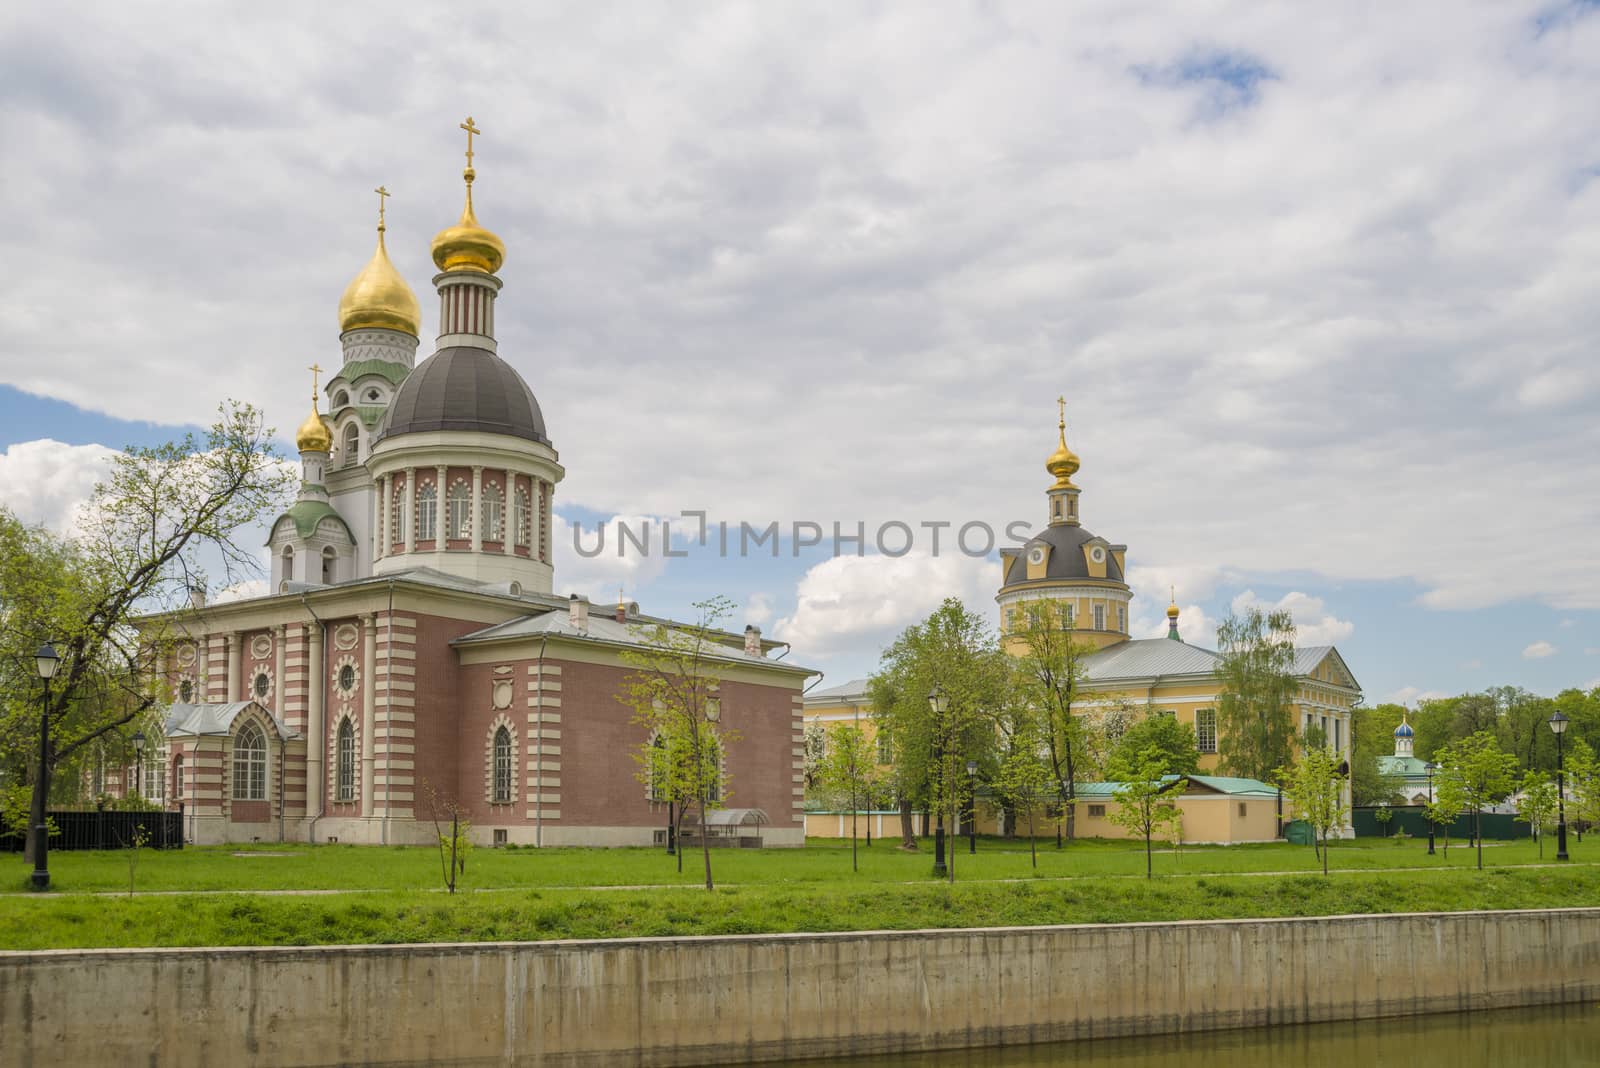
(140, 121, 813, 848)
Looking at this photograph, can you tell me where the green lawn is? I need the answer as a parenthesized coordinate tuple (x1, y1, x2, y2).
(0, 833, 1575, 895)
(2, 835, 1593, 950)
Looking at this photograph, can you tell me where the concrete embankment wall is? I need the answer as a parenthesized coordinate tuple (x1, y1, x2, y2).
(4, 908, 1599, 1067)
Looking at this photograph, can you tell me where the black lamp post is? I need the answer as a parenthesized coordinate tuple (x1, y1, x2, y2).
(966, 760, 978, 854)
(31, 643, 61, 892)
(1550, 711, 1569, 862)
(1425, 761, 1438, 856)
(928, 686, 948, 878)
(132, 730, 147, 799)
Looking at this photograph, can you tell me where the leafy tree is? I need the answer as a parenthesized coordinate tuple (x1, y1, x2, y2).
(1006, 599, 1094, 842)
(991, 707, 1051, 869)
(1, 402, 293, 867)
(1350, 702, 1406, 805)
(816, 723, 877, 871)
(869, 598, 1007, 874)
(1435, 731, 1519, 870)
(1374, 804, 1394, 838)
(620, 595, 740, 891)
(1426, 768, 1465, 858)
(1562, 739, 1600, 846)
(1109, 746, 1181, 879)
(1215, 608, 1298, 782)
(802, 717, 827, 791)
(1279, 746, 1348, 875)
(1105, 713, 1199, 781)
(1516, 771, 1558, 860)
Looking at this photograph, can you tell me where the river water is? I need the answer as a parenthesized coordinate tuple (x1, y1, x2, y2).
(767, 1004, 1600, 1067)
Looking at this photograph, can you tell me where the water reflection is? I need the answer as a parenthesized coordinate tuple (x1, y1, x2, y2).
(771, 1005, 1600, 1067)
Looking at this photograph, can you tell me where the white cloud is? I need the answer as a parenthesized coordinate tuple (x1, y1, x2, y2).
(0, 439, 117, 533)
(551, 513, 678, 602)
(1523, 640, 1559, 660)
(1385, 686, 1448, 707)
(213, 579, 269, 604)
(773, 551, 994, 660)
(1587, 647, 1600, 657)
(1230, 589, 1355, 645)
(743, 592, 776, 628)
(1560, 618, 1577, 628)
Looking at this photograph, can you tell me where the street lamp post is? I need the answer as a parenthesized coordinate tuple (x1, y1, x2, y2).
(31, 643, 61, 892)
(928, 686, 948, 878)
(966, 760, 978, 855)
(132, 730, 147, 800)
(1550, 711, 1570, 862)
(1425, 761, 1438, 856)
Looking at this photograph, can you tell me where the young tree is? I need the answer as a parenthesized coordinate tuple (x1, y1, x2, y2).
(1435, 731, 1519, 871)
(1105, 713, 1200, 780)
(620, 595, 740, 891)
(1427, 771, 1466, 858)
(1566, 739, 1600, 845)
(1373, 804, 1394, 839)
(992, 707, 1051, 869)
(1007, 599, 1094, 842)
(422, 781, 473, 894)
(816, 723, 876, 872)
(1279, 746, 1349, 875)
(1, 402, 293, 869)
(802, 717, 827, 792)
(1109, 745, 1181, 879)
(869, 598, 1006, 876)
(1215, 608, 1299, 782)
(1515, 771, 1558, 860)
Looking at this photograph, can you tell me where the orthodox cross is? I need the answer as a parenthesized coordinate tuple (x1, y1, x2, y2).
(309, 363, 323, 404)
(460, 116, 481, 170)
(1056, 395, 1066, 429)
(374, 185, 390, 231)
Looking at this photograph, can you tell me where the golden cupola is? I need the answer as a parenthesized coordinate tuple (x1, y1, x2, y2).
(1045, 399, 1080, 488)
(431, 117, 506, 275)
(295, 401, 333, 454)
(338, 188, 421, 336)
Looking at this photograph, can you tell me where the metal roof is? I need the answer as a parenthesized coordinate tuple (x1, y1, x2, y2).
(164, 702, 296, 740)
(805, 677, 871, 703)
(1081, 638, 1223, 681)
(1000, 523, 1126, 589)
(1076, 774, 1276, 798)
(375, 345, 549, 445)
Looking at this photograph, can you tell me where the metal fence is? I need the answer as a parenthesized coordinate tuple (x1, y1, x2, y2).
(0, 807, 184, 852)
(1352, 805, 1529, 841)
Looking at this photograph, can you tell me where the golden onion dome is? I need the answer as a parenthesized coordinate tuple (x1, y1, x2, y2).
(1167, 599, 1181, 621)
(431, 173, 505, 275)
(1046, 428, 1080, 488)
(338, 226, 421, 336)
(295, 404, 333, 454)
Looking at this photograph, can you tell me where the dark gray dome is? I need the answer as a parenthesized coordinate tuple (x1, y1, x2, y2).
(1001, 524, 1125, 589)
(375, 346, 548, 445)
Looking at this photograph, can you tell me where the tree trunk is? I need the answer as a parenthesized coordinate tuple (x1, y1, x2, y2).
(1475, 807, 1483, 871)
(1028, 809, 1037, 869)
(1322, 832, 1329, 876)
(850, 784, 858, 873)
(899, 797, 916, 850)
(700, 796, 714, 891)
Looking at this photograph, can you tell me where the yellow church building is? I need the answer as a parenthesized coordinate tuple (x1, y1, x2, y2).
(804, 405, 1360, 843)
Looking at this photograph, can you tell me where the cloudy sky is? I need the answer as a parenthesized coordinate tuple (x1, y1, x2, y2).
(3, 2, 1598, 704)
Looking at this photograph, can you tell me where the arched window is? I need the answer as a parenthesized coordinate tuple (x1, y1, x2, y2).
(514, 485, 531, 548)
(232, 722, 267, 801)
(173, 756, 185, 802)
(282, 546, 294, 582)
(648, 733, 670, 802)
(391, 483, 407, 544)
(492, 726, 513, 803)
(179, 679, 194, 703)
(321, 546, 336, 584)
(703, 734, 724, 803)
(336, 719, 356, 802)
(342, 423, 360, 468)
(417, 484, 438, 540)
(481, 482, 504, 543)
(333, 390, 349, 409)
(447, 480, 472, 540)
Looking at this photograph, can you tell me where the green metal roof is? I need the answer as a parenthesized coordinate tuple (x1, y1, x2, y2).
(354, 404, 387, 429)
(277, 500, 354, 541)
(1075, 774, 1277, 798)
(330, 359, 410, 388)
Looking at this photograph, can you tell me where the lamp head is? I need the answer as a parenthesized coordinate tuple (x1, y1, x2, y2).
(966, 760, 977, 777)
(132, 730, 146, 753)
(35, 642, 60, 680)
(926, 685, 948, 714)
(1550, 711, 1570, 736)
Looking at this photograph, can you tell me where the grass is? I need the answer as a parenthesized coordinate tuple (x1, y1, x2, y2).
(3, 835, 1594, 950)
(1, 833, 1568, 895)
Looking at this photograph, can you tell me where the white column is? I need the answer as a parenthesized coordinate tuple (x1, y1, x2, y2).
(361, 614, 376, 819)
(471, 466, 484, 552)
(435, 465, 447, 544)
(403, 468, 417, 555)
(306, 622, 325, 824)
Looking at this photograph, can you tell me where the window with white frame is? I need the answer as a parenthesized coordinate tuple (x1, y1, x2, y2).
(514, 485, 531, 548)
(703, 734, 724, 803)
(1195, 709, 1217, 753)
(232, 722, 267, 801)
(876, 733, 893, 765)
(648, 733, 670, 801)
(1117, 605, 1126, 633)
(481, 482, 504, 542)
(416, 484, 436, 540)
(342, 422, 360, 468)
(336, 719, 356, 802)
(492, 726, 513, 803)
(173, 757, 185, 802)
(282, 547, 294, 582)
(1093, 604, 1106, 630)
(447, 480, 472, 539)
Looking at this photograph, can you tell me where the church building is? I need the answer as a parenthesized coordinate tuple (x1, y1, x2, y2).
(141, 122, 813, 847)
